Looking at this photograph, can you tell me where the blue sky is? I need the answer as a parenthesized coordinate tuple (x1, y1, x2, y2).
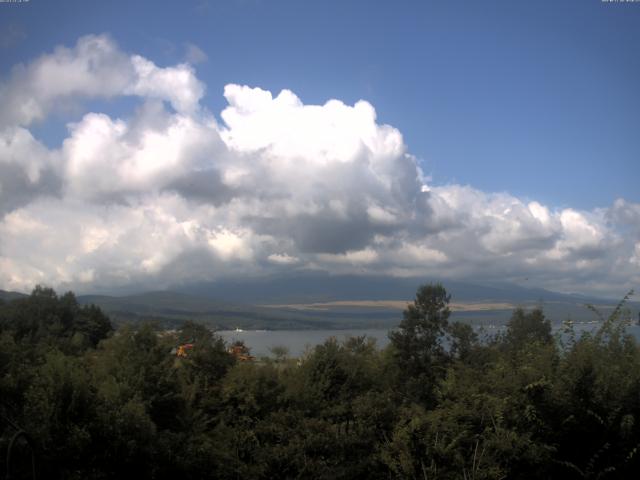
(3, 0, 638, 209)
(0, 0, 639, 296)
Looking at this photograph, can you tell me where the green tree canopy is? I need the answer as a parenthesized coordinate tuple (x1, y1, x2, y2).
(505, 307, 552, 348)
(389, 283, 451, 404)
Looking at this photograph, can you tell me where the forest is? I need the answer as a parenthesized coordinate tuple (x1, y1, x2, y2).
(1, 284, 639, 479)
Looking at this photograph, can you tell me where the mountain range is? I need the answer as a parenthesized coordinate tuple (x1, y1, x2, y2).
(2, 275, 636, 330)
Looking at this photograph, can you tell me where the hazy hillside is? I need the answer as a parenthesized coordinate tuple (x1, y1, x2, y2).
(0, 289, 27, 302)
(71, 277, 639, 330)
(174, 273, 612, 305)
(77, 291, 401, 330)
(4, 277, 635, 330)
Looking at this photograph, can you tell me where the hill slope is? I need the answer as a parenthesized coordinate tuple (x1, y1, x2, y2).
(0, 289, 27, 302)
(75, 276, 637, 330)
(174, 274, 612, 305)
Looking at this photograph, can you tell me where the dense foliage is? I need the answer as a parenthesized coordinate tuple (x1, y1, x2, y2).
(1, 285, 639, 479)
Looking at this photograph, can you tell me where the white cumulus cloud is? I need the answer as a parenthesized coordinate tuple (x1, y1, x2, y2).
(0, 35, 638, 297)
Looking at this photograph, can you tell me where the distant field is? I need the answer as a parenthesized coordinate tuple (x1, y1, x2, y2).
(262, 300, 516, 312)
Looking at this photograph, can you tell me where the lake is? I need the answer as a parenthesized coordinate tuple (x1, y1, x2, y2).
(218, 328, 391, 357)
(218, 323, 640, 358)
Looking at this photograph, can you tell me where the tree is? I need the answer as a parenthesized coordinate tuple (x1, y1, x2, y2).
(504, 307, 552, 349)
(448, 321, 478, 362)
(389, 283, 451, 404)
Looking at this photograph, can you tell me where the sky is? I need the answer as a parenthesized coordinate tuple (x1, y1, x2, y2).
(0, 0, 639, 297)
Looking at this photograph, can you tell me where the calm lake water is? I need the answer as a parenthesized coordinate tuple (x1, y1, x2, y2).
(218, 328, 391, 357)
(218, 323, 640, 358)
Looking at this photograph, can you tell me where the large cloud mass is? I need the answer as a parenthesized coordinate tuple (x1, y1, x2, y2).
(0, 35, 637, 296)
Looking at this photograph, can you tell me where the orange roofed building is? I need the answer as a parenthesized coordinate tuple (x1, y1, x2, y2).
(228, 341, 254, 362)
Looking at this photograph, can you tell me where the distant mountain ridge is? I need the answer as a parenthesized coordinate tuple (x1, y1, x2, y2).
(0, 289, 27, 302)
(3, 278, 636, 330)
(173, 273, 613, 305)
